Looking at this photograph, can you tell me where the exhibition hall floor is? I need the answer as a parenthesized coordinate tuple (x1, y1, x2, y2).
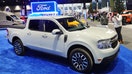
(0, 30, 132, 74)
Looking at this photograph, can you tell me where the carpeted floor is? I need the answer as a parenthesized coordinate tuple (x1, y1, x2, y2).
(0, 30, 132, 74)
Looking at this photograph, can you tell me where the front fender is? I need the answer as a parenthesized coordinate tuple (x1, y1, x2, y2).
(64, 41, 97, 60)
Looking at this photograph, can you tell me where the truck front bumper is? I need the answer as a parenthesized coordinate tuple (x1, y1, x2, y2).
(100, 48, 120, 64)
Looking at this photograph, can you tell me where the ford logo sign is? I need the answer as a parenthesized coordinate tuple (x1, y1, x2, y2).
(31, 1, 57, 13)
(36, 4, 51, 11)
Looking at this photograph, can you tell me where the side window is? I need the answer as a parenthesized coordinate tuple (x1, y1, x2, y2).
(45, 20, 59, 32)
(29, 20, 44, 31)
(6, 16, 13, 21)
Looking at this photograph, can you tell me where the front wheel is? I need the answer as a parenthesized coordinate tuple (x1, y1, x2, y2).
(13, 39, 25, 55)
(69, 48, 93, 73)
(131, 19, 132, 24)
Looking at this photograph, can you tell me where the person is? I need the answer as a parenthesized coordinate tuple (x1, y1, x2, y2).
(100, 12, 108, 28)
(90, 14, 93, 22)
(107, 12, 113, 23)
(112, 13, 124, 44)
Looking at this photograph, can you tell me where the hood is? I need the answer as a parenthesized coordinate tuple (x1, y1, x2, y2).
(14, 19, 25, 24)
(121, 14, 130, 16)
(70, 27, 117, 40)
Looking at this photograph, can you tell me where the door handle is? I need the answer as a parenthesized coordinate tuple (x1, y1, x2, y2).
(27, 32, 31, 35)
(42, 35, 47, 38)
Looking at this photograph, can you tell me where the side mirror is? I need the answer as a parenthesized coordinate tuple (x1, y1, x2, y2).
(52, 29, 62, 35)
(12, 23, 17, 25)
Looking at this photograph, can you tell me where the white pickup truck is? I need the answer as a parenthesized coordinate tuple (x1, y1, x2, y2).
(7, 16, 120, 73)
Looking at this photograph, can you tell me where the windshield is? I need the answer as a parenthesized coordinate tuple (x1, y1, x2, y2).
(10, 15, 19, 20)
(57, 17, 88, 31)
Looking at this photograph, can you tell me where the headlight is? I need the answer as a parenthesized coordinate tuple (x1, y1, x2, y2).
(97, 39, 111, 49)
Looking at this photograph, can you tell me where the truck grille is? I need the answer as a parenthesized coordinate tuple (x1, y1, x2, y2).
(111, 35, 118, 48)
(111, 40, 118, 48)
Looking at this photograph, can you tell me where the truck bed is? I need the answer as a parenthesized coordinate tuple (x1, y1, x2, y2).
(9, 24, 25, 29)
(0, 24, 25, 29)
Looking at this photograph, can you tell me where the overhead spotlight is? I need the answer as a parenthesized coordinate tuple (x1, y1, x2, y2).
(3, 0, 5, 3)
(15, 5, 21, 10)
(16, 0, 18, 2)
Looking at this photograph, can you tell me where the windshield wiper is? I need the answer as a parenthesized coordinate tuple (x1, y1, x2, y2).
(76, 27, 86, 30)
(86, 25, 90, 28)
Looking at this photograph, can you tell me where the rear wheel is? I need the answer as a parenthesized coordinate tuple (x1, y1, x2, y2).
(69, 48, 93, 73)
(13, 39, 25, 55)
(122, 17, 127, 25)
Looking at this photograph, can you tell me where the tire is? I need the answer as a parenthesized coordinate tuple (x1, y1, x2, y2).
(131, 19, 132, 24)
(13, 39, 25, 55)
(69, 48, 93, 73)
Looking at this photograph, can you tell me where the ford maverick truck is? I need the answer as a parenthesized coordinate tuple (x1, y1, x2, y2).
(7, 16, 120, 73)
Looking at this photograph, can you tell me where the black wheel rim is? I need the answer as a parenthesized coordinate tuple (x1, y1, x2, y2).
(71, 52, 89, 71)
(13, 41, 23, 54)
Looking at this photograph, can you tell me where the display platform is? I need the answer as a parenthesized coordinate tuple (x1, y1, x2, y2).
(0, 30, 132, 74)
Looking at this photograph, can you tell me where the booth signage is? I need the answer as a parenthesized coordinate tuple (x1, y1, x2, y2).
(31, 1, 57, 13)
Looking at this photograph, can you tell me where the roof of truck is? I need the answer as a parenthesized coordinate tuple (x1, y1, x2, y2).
(0, 11, 14, 15)
(28, 15, 73, 20)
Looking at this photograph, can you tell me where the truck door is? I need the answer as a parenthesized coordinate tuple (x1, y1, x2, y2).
(26, 20, 45, 49)
(27, 19, 65, 53)
(41, 20, 65, 53)
(0, 15, 13, 27)
(6, 16, 14, 25)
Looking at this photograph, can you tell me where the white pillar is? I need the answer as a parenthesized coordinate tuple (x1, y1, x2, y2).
(97, 2, 98, 11)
